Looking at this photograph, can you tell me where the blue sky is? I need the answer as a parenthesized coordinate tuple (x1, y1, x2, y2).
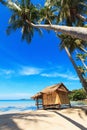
(0, 2, 82, 99)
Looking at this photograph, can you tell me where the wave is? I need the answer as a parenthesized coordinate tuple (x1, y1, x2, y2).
(0, 100, 36, 112)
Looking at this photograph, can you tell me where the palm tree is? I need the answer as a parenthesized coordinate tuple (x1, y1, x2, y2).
(65, 47, 87, 92)
(1, 0, 87, 42)
(53, 0, 87, 92)
(26, 0, 87, 41)
(47, 0, 87, 92)
(58, 34, 87, 92)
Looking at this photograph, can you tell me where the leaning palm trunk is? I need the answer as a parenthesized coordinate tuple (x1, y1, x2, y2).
(64, 46, 87, 93)
(1, 1, 87, 41)
(26, 20, 87, 42)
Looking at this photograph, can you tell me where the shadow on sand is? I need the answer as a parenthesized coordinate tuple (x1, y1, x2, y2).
(0, 111, 54, 130)
(52, 110, 87, 130)
(0, 108, 87, 130)
(0, 113, 22, 130)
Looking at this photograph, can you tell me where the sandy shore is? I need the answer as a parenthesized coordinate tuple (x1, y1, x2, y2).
(0, 108, 87, 130)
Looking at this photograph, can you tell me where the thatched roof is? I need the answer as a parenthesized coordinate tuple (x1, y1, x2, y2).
(42, 83, 68, 93)
(31, 92, 42, 99)
(31, 83, 69, 99)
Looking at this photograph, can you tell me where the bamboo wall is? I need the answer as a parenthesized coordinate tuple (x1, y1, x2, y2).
(43, 91, 69, 106)
(43, 92, 60, 105)
(58, 92, 70, 104)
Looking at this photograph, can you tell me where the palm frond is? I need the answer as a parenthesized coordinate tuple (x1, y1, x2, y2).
(7, 0, 21, 11)
(34, 28, 43, 37)
(1, 0, 43, 43)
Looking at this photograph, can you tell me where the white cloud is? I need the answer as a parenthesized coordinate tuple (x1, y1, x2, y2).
(19, 66, 42, 76)
(41, 72, 79, 81)
(0, 64, 79, 82)
(68, 76, 79, 80)
(0, 69, 14, 75)
(0, 65, 43, 77)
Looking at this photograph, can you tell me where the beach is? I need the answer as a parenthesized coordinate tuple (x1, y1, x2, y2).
(0, 107, 87, 130)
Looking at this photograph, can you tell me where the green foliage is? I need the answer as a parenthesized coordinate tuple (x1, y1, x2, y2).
(39, 6, 57, 25)
(58, 34, 87, 54)
(69, 88, 87, 101)
(56, 0, 87, 25)
(1, 0, 87, 43)
(1, 0, 42, 43)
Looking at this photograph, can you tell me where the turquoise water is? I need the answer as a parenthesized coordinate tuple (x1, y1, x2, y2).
(0, 99, 36, 112)
(0, 100, 87, 113)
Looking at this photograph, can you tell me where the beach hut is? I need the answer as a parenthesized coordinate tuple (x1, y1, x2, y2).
(31, 83, 70, 109)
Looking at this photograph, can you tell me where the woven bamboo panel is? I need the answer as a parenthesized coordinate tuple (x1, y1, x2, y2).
(43, 91, 69, 105)
(58, 92, 69, 104)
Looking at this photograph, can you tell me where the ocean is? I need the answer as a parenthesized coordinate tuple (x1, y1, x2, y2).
(0, 99, 36, 113)
(0, 100, 87, 113)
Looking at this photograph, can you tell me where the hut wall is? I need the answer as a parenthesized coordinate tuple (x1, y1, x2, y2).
(55, 92, 61, 104)
(58, 91, 70, 104)
(43, 91, 70, 106)
(43, 92, 61, 105)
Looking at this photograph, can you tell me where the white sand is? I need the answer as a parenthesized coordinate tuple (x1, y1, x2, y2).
(0, 108, 87, 130)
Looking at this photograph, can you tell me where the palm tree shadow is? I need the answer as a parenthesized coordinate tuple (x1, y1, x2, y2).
(0, 114, 22, 130)
(0, 111, 53, 130)
(53, 111, 87, 130)
(0, 120, 22, 130)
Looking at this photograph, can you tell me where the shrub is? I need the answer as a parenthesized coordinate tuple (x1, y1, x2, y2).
(69, 88, 86, 101)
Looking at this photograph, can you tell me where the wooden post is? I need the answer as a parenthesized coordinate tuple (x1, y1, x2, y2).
(36, 98, 39, 109)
